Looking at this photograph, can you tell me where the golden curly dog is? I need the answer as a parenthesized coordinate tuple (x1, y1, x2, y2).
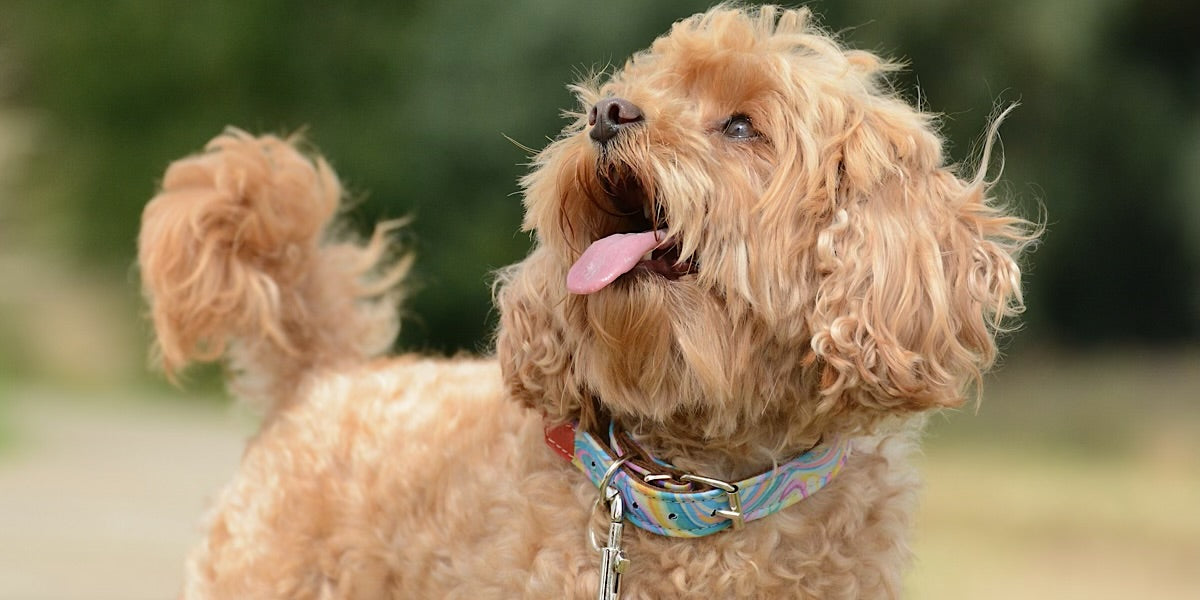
(140, 6, 1035, 599)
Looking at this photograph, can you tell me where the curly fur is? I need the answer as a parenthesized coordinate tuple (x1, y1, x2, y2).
(140, 6, 1036, 599)
(139, 129, 408, 413)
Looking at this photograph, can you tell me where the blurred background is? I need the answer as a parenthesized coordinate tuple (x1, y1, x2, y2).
(0, 1, 1196, 598)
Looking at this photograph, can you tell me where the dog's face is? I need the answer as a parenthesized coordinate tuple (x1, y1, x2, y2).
(498, 7, 1032, 448)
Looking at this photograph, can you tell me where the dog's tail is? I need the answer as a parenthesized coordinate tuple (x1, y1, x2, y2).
(138, 129, 408, 415)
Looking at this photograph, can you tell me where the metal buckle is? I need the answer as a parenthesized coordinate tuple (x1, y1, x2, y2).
(640, 473, 689, 491)
(679, 473, 745, 529)
(589, 456, 633, 600)
(588, 455, 633, 551)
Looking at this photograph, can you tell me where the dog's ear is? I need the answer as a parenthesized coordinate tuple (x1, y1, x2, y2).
(809, 107, 1036, 414)
(495, 248, 593, 426)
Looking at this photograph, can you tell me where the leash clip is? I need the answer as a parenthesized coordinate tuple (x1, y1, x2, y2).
(590, 456, 632, 600)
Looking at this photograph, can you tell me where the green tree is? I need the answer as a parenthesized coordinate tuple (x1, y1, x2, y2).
(4, 0, 1196, 352)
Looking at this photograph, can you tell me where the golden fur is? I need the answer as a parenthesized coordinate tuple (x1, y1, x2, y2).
(139, 6, 1035, 599)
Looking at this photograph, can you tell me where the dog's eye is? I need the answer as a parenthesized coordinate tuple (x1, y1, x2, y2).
(721, 115, 758, 140)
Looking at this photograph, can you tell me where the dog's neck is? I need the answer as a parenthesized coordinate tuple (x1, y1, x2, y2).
(603, 411, 827, 482)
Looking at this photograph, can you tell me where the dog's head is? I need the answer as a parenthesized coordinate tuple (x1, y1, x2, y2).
(497, 6, 1035, 450)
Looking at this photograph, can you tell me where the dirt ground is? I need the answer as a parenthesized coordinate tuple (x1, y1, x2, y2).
(1, 377, 1197, 600)
(0, 387, 247, 600)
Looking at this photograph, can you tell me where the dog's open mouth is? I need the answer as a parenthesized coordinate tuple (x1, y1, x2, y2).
(567, 174, 698, 295)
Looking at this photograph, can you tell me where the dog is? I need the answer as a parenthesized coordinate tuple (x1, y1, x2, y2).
(139, 6, 1035, 598)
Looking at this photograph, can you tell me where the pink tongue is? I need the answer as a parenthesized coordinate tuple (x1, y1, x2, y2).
(567, 230, 666, 294)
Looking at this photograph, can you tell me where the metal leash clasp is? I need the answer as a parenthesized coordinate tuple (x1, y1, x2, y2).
(590, 456, 633, 600)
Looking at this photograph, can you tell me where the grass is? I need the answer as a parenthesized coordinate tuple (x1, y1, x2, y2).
(927, 350, 1200, 454)
(910, 443, 1200, 599)
(0, 378, 15, 452)
(908, 351, 1200, 599)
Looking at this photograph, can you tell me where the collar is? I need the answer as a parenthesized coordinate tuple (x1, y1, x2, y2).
(545, 421, 851, 538)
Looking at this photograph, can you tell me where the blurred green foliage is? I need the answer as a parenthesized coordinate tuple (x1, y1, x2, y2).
(3, 0, 1197, 353)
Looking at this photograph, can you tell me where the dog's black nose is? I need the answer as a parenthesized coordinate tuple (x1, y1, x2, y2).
(588, 97, 644, 144)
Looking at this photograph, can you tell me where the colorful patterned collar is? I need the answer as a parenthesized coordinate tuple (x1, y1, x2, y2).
(545, 422, 851, 538)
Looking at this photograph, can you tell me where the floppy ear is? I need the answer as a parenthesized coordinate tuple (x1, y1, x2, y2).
(494, 247, 594, 426)
(809, 106, 1036, 413)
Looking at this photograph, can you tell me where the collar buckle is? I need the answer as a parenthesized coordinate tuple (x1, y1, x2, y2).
(678, 473, 745, 530)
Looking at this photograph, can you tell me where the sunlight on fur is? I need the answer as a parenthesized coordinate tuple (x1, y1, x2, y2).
(139, 6, 1037, 598)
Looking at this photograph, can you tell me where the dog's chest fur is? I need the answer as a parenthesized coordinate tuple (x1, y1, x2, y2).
(185, 357, 919, 599)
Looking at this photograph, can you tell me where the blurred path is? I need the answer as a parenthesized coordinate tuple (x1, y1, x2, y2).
(911, 445, 1200, 599)
(0, 387, 247, 600)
